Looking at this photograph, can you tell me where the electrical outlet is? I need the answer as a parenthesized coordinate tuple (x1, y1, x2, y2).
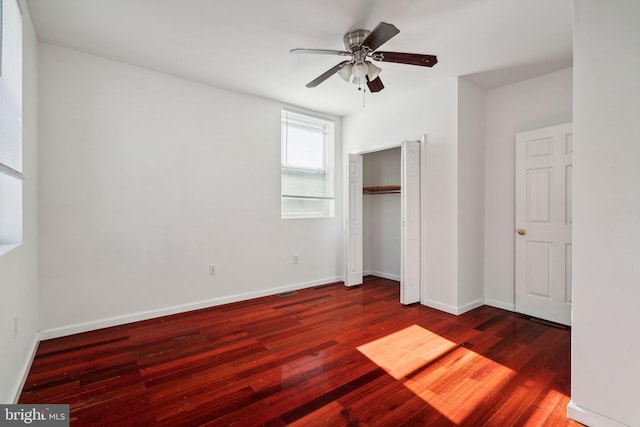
(293, 255, 299, 264)
(13, 317, 18, 339)
(209, 264, 216, 275)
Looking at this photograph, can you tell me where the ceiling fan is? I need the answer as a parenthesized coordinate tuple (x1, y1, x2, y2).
(291, 22, 437, 93)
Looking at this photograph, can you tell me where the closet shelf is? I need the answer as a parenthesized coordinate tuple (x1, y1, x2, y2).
(363, 185, 401, 194)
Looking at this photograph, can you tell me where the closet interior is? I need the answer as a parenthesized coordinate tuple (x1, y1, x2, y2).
(362, 147, 401, 281)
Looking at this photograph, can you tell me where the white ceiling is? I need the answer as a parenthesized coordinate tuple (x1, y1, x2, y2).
(25, 0, 573, 116)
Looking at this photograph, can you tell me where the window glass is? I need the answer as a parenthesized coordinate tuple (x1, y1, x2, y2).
(0, 0, 23, 179)
(283, 124, 324, 169)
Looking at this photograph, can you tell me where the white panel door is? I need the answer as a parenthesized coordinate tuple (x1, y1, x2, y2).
(401, 141, 421, 304)
(515, 123, 572, 325)
(346, 154, 363, 286)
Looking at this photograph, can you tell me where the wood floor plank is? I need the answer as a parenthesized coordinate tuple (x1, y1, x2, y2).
(286, 400, 346, 427)
(19, 276, 581, 426)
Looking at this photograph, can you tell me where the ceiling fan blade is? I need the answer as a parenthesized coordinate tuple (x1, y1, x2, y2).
(305, 61, 350, 88)
(290, 48, 351, 56)
(366, 76, 384, 93)
(360, 22, 399, 51)
(373, 51, 438, 67)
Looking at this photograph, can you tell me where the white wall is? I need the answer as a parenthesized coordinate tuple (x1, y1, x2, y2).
(343, 78, 486, 314)
(362, 148, 401, 280)
(37, 43, 343, 337)
(0, 0, 39, 403)
(457, 78, 486, 310)
(570, 1, 640, 426)
(484, 68, 573, 310)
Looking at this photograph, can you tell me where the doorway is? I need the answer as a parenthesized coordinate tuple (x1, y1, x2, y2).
(345, 138, 422, 305)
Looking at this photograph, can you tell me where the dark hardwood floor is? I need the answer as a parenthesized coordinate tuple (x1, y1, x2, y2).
(20, 277, 581, 426)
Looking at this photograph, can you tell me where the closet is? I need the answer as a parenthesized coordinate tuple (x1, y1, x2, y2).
(362, 147, 401, 281)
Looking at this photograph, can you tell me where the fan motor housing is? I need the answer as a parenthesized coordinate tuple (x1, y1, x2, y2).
(343, 29, 371, 52)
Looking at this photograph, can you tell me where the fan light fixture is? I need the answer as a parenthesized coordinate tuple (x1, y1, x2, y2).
(367, 62, 382, 80)
(351, 60, 368, 78)
(338, 60, 382, 85)
(337, 63, 352, 82)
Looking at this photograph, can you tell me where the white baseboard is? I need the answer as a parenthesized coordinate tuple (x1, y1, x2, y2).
(11, 333, 40, 403)
(39, 276, 344, 340)
(421, 298, 484, 315)
(458, 298, 485, 314)
(484, 298, 515, 312)
(421, 298, 458, 315)
(364, 270, 400, 281)
(567, 400, 631, 427)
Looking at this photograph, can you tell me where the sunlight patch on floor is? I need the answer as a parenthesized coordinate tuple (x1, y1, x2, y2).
(357, 325, 458, 380)
(357, 324, 515, 424)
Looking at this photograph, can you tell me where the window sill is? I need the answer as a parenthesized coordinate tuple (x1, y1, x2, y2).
(0, 243, 21, 257)
(282, 214, 335, 219)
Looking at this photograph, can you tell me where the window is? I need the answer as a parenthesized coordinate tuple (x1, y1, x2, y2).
(281, 109, 335, 218)
(0, 0, 23, 252)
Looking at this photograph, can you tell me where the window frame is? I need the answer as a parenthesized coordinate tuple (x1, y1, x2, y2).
(281, 108, 335, 219)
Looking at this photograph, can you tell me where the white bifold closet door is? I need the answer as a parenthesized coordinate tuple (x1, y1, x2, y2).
(401, 140, 421, 304)
(346, 154, 363, 286)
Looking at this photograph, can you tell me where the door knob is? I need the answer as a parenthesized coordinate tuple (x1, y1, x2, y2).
(517, 229, 526, 236)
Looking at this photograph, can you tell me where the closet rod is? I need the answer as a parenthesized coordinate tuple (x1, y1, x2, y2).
(363, 185, 401, 195)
